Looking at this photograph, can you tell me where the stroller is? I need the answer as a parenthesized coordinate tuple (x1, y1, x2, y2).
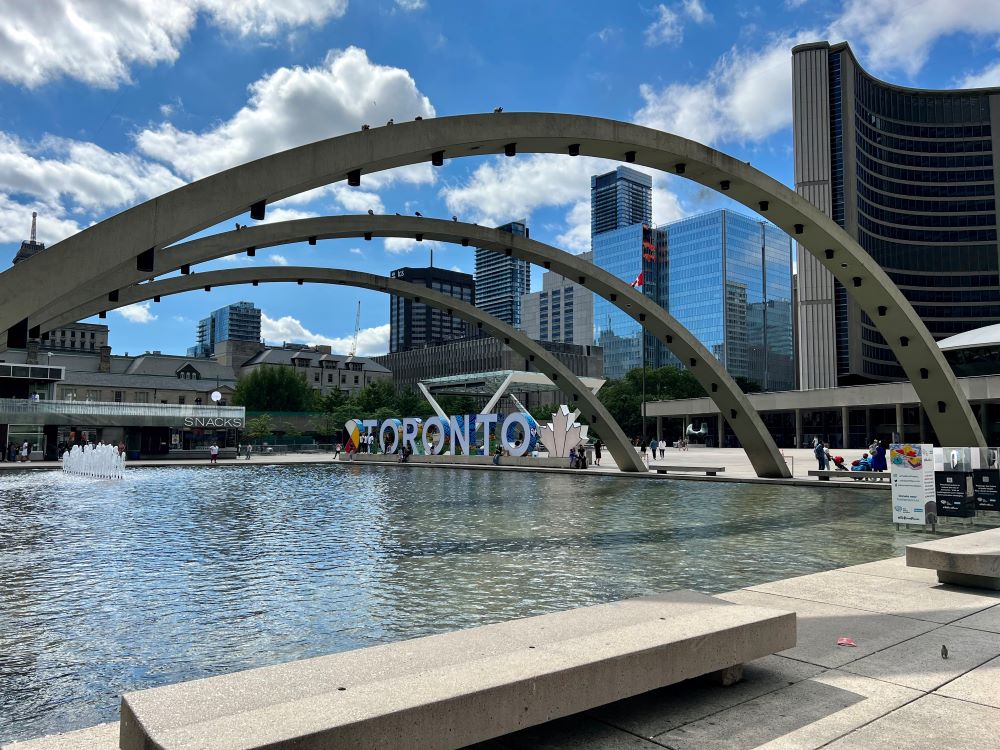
(830, 455, 849, 471)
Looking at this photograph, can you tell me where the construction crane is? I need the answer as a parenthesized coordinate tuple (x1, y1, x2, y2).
(349, 300, 361, 356)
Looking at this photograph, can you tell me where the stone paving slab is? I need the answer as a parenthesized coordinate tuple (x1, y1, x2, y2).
(823, 694, 1000, 750)
(718, 590, 939, 669)
(588, 655, 822, 739)
(934, 653, 1000, 708)
(652, 669, 920, 750)
(2, 723, 117, 750)
(838, 556, 940, 583)
(951, 602, 1000, 634)
(840, 623, 1000, 692)
(749, 569, 1000, 624)
(476, 716, 666, 749)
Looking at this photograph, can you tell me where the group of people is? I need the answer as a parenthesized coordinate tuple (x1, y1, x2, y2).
(633, 436, 676, 462)
(4, 441, 32, 462)
(813, 437, 888, 472)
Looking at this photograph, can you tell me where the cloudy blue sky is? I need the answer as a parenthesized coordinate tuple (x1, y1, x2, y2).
(2, 0, 1000, 356)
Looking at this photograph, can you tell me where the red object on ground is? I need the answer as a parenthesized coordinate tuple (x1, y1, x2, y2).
(836, 637, 856, 647)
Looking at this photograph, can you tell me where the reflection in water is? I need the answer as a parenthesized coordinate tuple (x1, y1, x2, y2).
(0, 465, 930, 743)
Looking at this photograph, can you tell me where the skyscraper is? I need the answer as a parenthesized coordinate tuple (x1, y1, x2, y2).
(590, 166, 661, 379)
(793, 40, 1000, 387)
(591, 167, 653, 236)
(667, 210, 795, 392)
(474, 220, 531, 328)
(187, 301, 261, 358)
(520, 252, 594, 346)
(388, 266, 475, 352)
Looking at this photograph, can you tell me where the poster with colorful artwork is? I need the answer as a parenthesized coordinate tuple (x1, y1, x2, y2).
(889, 443, 936, 525)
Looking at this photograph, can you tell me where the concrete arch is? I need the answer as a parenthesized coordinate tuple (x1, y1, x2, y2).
(63, 265, 648, 473)
(41, 215, 792, 478)
(0, 113, 982, 447)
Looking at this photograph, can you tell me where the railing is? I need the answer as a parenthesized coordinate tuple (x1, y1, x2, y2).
(0, 398, 245, 419)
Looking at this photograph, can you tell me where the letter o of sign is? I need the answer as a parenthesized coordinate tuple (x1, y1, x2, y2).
(501, 412, 532, 457)
(379, 420, 399, 454)
(422, 416, 446, 455)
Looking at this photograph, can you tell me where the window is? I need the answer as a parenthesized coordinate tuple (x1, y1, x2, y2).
(314, 372, 319, 382)
(90, 332, 95, 339)
(327, 374, 333, 383)
(86, 390, 100, 401)
(341, 375, 346, 383)
(354, 375, 359, 384)
(70, 331, 75, 338)
(134, 392, 149, 403)
(63, 389, 77, 400)
(178, 396, 186, 405)
(114, 391, 123, 403)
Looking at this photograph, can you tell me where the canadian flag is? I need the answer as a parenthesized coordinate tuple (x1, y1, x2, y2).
(630, 271, 644, 289)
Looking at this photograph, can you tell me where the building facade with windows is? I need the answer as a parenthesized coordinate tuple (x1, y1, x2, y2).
(238, 344, 390, 397)
(591, 167, 653, 237)
(520, 252, 594, 346)
(188, 301, 261, 358)
(793, 40, 1000, 387)
(388, 266, 475, 352)
(667, 210, 795, 392)
(474, 220, 531, 328)
(593, 224, 669, 379)
(41, 323, 109, 353)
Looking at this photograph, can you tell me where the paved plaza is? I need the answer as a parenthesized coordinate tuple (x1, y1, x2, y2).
(6, 555, 998, 750)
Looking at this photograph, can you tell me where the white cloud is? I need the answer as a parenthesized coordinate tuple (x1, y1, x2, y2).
(349, 247, 365, 256)
(261, 312, 389, 355)
(197, 0, 348, 37)
(0, 1, 349, 89)
(635, 31, 815, 145)
(449, 265, 463, 273)
(331, 185, 385, 214)
(136, 46, 436, 181)
(256, 207, 316, 225)
(384, 236, 439, 255)
(440, 154, 618, 227)
(960, 59, 1000, 88)
(595, 26, 623, 43)
(682, 0, 713, 24)
(645, 5, 683, 47)
(114, 302, 158, 323)
(269, 253, 289, 265)
(830, 0, 1000, 77)
(555, 201, 592, 253)
(0, 132, 184, 211)
(652, 183, 686, 225)
(394, 0, 426, 10)
(0, 194, 81, 244)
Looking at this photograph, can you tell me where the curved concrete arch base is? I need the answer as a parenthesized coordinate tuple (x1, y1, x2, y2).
(40, 215, 793, 479)
(73, 266, 648, 473)
(0, 112, 981, 449)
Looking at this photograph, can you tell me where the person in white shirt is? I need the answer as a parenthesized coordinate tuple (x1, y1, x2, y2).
(209, 443, 219, 464)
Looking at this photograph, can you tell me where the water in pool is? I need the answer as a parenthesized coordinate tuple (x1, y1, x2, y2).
(0, 464, 930, 743)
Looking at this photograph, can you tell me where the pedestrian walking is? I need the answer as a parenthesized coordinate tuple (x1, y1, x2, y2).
(649, 437, 658, 462)
(871, 440, 887, 472)
(593, 439, 602, 466)
(209, 442, 219, 464)
(334, 443, 342, 460)
(814, 440, 827, 470)
(658, 438, 665, 459)
(244, 443, 253, 460)
(20, 441, 29, 462)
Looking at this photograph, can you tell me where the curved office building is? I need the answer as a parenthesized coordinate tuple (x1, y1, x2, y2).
(794, 41, 1000, 387)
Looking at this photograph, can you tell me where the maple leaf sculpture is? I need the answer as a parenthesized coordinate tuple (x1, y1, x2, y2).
(538, 405, 589, 457)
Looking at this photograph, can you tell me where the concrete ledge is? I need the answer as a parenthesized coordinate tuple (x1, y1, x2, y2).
(906, 527, 1000, 590)
(118, 591, 795, 750)
(342, 453, 572, 469)
(650, 464, 724, 476)
(808, 470, 888, 482)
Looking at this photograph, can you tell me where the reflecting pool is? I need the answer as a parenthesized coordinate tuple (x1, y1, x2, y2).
(0, 465, 932, 743)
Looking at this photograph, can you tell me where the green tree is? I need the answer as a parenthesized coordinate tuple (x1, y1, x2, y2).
(529, 402, 559, 423)
(316, 388, 348, 413)
(308, 412, 342, 440)
(232, 366, 317, 412)
(598, 365, 707, 440)
(394, 386, 427, 416)
(354, 380, 397, 414)
(245, 414, 274, 441)
(436, 395, 478, 415)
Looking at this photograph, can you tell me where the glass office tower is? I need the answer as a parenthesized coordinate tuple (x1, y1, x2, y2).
(187, 301, 261, 358)
(389, 267, 475, 352)
(793, 41, 1000, 386)
(591, 167, 653, 236)
(593, 224, 668, 379)
(474, 220, 531, 328)
(668, 210, 795, 392)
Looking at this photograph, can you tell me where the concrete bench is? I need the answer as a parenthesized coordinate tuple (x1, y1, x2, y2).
(808, 469, 888, 482)
(906, 527, 1000, 590)
(117, 591, 794, 750)
(650, 464, 725, 476)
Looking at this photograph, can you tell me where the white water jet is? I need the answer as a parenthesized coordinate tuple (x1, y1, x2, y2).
(62, 443, 126, 479)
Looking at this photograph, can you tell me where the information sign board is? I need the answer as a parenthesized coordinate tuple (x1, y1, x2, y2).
(972, 469, 1000, 512)
(889, 443, 935, 525)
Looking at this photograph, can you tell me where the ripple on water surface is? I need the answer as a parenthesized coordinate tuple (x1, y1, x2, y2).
(0, 464, 930, 743)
